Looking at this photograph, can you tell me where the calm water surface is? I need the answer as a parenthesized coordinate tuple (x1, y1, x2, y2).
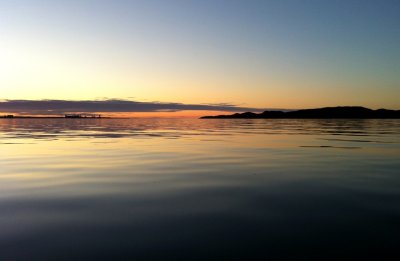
(1, 118, 400, 260)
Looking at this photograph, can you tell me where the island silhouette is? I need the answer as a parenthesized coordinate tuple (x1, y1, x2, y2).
(201, 106, 400, 119)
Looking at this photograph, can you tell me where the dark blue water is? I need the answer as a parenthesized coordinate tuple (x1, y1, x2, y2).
(1, 118, 399, 260)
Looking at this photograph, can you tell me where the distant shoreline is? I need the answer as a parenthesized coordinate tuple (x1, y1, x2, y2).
(201, 106, 400, 119)
(2, 106, 400, 119)
(0, 116, 118, 119)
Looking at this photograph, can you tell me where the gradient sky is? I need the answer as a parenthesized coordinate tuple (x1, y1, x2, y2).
(1, 0, 399, 112)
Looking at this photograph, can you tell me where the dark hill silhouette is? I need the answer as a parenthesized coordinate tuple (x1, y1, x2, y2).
(201, 106, 400, 119)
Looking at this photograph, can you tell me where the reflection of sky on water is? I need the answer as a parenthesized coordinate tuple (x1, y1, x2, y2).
(1, 118, 400, 141)
(0, 119, 399, 260)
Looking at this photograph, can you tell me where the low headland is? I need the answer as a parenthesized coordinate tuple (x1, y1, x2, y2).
(201, 106, 400, 119)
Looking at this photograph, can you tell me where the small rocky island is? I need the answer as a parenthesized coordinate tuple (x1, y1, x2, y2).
(201, 106, 400, 119)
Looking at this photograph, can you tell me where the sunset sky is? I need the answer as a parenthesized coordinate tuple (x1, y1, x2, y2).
(1, 0, 399, 116)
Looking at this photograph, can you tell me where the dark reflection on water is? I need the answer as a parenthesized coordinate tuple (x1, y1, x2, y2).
(0, 118, 400, 260)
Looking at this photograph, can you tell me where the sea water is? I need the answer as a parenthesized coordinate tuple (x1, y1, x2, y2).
(1, 118, 399, 259)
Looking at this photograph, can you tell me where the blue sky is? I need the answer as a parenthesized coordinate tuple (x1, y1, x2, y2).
(1, 0, 399, 111)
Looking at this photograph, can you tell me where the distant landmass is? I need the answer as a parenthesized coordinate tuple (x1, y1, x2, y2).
(201, 106, 400, 119)
(0, 114, 109, 119)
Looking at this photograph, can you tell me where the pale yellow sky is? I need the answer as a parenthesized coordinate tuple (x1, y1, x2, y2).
(1, 1, 399, 111)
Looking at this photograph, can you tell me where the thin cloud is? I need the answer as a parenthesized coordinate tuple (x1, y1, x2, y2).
(0, 99, 266, 115)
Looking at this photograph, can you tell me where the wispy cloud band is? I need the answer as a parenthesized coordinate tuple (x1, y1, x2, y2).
(0, 99, 265, 115)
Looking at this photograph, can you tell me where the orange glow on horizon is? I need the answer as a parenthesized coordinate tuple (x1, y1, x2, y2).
(0, 110, 235, 118)
(107, 110, 235, 118)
